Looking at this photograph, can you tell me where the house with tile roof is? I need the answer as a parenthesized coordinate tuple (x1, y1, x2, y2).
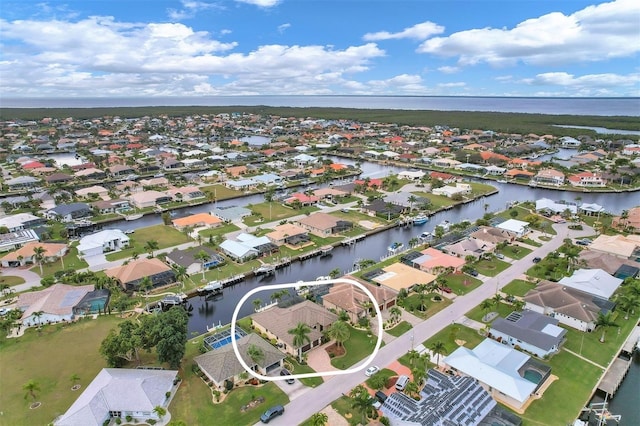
(369, 262, 437, 292)
(296, 212, 352, 237)
(17, 284, 94, 326)
(171, 213, 222, 231)
(251, 300, 337, 358)
(469, 226, 517, 245)
(322, 276, 397, 323)
(265, 223, 310, 247)
(1, 241, 68, 267)
(55, 368, 178, 426)
(194, 333, 285, 390)
(568, 172, 605, 187)
(105, 258, 175, 292)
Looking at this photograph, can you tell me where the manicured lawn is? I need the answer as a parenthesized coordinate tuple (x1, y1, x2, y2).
(0, 275, 25, 286)
(31, 247, 88, 278)
(402, 293, 452, 319)
(465, 301, 516, 324)
(473, 258, 510, 277)
(365, 368, 396, 389)
(412, 192, 457, 209)
(330, 325, 381, 369)
(245, 202, 319, 225)
(441, 273, 482, 295)
(421, 324, 485, 358)
(105, 224, 192, 261)
(468, 182, 497, 195)
(519, 351, 603, 426)
(0, 315, 123, 426)
(518, 237, 542, 247)
(197, 222, 240, 239)
(502, 279, 536, 296)
(286, 357, 323, 387)
(386, 320, 413, 338)
(500, 244, 532, 260)
(331, 395, 371, 426)
(199, 184, 243, 200)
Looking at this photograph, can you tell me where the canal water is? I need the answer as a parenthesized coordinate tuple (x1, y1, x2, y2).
(589, 352, 640, 425)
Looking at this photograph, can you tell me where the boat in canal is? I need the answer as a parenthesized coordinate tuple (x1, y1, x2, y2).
(388, 242, 404, 253)
(412, 214, 429, 225)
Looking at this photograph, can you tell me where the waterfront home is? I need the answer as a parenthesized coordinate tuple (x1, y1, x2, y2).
(432, 183, 471, 198)
(369, 262, 437, 292)
(225, 165, 248, 177)
(284, 192, 320, 207)
(567, 171, 605, 187)
(73, 167, 106, 180)
(296, 212, 353, 237)
(46, 202, 93, 222)
(0, 241, 68, 267)
(55, 368, 178, 426)
(77, 229, 130, 257)
(495, 219, 529, 237)
(90, 199, 131, 215)
(139, 177, 170, 187)
(403, 247, 466, 274)
(44, 172, 73, 185)
(108, 164, 136, 177)
(166, 186, 205, 201)
(211, 206, 252, 223)
(429, 171, 458, 183)
(533, 169, 565, 186)
(322, 276, 397, 323)
(75, 185, 109, 200)
(469, 226, 517, 245)
(444, 339, 548, 410)
(558, 269, 622, 299)
(489, 310, 567, 358)
(105, 258, 176, 292)
(535, 198, 577, 215)
(251, 300, 337, 358)
(0, 229, 40, 252)
(381, 369, 520, 426)
(17, 283, 94, 327)
(265, 223, 310, 247)
(559, 136, 581, 148)
(361, 198, 405, 217)
(171, 213, 222, 231)
(443, 238, 496, 259)
(224, 178, 258, 191)
(165, 245, 225, 275)
(612, 206, 640, 233)
(0, 213, 46, 232)
(127, 190, 172, 209)
(5, 175, 40, 191)
(524, 281, 614, 332)
(588, 234, 640, 259)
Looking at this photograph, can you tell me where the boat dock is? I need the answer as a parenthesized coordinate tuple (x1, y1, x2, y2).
(341, 234, 366, 246)
(596, 326, 640, 396)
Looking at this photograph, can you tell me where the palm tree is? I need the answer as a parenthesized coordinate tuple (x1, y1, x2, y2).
(404, 380, 419, 398)
(328, 268, 341, 279)
(430, 341, 446, 368)
(389, 306, 402, 324)
(153, 405, 167, 420)
(480, 299, 493, 319)
(252, 298, 262, 312)
(595, 312, 619, 343)
(247, 344, 265, 368)
(33, 246, 46, 276)
(195, 250, 211, 280)
(407, 349, 420, 366)
(309, 412, 329, 426)
(492, 293, 503, 306)
(144, 240, 159, 257)
(173, 265, 189, 289)
(288, 322, 312, 363)
(407, 195, 418, 211)
(32, 310, 44, 329)
(327, 320, 350, 348)
(616, 293, 640, 320)
(513, 299, 526, 312)
(23, 379, 40, 402)
(139, 276, 153, 295)
(349, 385, 373, 425)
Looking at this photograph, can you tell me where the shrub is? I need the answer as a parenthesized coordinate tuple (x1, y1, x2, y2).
(213, 389, 221, 402)
(126, 415, 133, 422)
(380, 416, 391, 426)
(165, 391, 171, 398)
(115, 418, 122, 425)
(147, 419, 157, 425)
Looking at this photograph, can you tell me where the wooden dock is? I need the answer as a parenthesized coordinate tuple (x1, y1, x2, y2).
(596, 325, 639, 396)
(341, 234, 366, 246)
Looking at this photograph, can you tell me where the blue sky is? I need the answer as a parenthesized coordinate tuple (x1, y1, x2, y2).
(1, 0, 638, 98)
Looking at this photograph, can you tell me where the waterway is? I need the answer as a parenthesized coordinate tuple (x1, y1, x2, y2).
(589, 352, 640, 425)
(553, 125, 640, 136)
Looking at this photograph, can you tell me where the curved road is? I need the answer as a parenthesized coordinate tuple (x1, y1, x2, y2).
(264, 222, 594, 425)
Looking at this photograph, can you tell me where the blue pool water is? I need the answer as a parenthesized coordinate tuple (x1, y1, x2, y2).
(204, 328, 247, 350)
(523, 369, 543, 384)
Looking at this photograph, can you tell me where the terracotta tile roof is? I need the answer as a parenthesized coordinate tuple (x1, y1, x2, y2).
(105, 258, 172, 284)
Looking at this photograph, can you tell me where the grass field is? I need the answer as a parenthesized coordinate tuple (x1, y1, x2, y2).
(199, 184, 243, 200)
(412, 192, 457, 209)
(0, 315, 122, 426)
(474, 258, 511, 277)
(0, 275, 26, 286)
(502, 279, 536, 296)
(244, 202, 319, 225)
(330, 325, 381, 369)
(441, 273, 482, 295)
(465, 301, 516, 324)
(420, 325, 485, 361)
(105, 224, 192, 261)
(500, 244, 533, 260)
(31, 247, 88, 278)
(402, 293, 452, 319)
(385, 321, 413, 338)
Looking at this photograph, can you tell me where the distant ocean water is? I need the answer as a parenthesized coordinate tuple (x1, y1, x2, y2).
(1, 96, 639, 117)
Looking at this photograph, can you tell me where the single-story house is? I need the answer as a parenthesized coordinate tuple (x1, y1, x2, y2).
(91, 199, 131, 215)
(397, 170, 426, 181)
(77, 229, 130, 257)
(166, 186, 205, 201)
(557, 269, 623, 299)
(219, 240, 259, 262)
(370, 262, 437, 292)
(17, 284, 94, 327)
(251, 300, 337, 358)
(74, 168, 106, 180)
(194, 333, 285, 389)
(432, 183, 471, 198)
(444, 338, 547, 410)
(211, 206, 252, 223)
(0, 241, 68, 267)
(105, 258, 176, 292)
(322, 277, 396, 323)
(75, 185, 109, 200)
(46, 203, 93, 222)
(297, 213, 352, 237)
(404, 247, 466, 274)
(361, 198, 406, 217)
(496, 219, 530, 237)
(0, 229, 40, 252)
(265, 223, 310, 247)
(55, 368, 178, 426)
(588, 234, 640, 259)
(442, 238, 496, 259)
(535, 198, 577, 215)
(127, 190, 172, 209)
(0, 213, 46, 232)
(172, 213, 222, 231)
(523, 280, 615, 332)
(469, 226, 517, 245)
(490, 310, 567, 358)
(5, 175, 40, 190)
(165, 245, 225, 275)
(224, 178, 259, 191)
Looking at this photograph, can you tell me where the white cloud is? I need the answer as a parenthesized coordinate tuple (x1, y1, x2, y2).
(167, 0, 222, 20)
(417, 0, 640, 67)
(277, 23, 290, 34)
(522, 71, 639, 89)
(363, 21, 444, 41)
(437, 82, 466, 88)
(438, 66, 459, 74)
(235, 0, 281, 8)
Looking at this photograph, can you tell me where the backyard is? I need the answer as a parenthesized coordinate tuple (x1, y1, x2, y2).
(502, 279, 537, 296)
(412, 191, 457, 210)
(105, 224, 192, 261)
(244, 202, 319, 225)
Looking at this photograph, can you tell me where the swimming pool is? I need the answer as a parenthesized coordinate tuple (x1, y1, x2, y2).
(523, 369, 543, 384)
(203, 327, 247, 350)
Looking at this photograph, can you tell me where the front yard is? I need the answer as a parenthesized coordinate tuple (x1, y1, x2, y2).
(473, 258, 511, 277)
(420, 324, 485, 359)
(502, 279, 536, 296)
(105, 224, 192, 261)
(31, 247, 88, 278)
(330, 325, 382, 370)
(401, 293, 452, 319)
(500, 244, 532, 260)
(385, 320, 413, 338)
(440, 273, 482, 295)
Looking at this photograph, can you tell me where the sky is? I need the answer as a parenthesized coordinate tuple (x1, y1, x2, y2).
(0, 0, 639, 98)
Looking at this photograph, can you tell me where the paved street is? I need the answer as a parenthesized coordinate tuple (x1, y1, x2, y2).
(263, 222, 594, 425)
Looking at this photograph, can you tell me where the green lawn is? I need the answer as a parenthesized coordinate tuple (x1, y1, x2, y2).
(197, 222, 240, 239)
(105, 224, 192, 261)
(331, 395, 372, 426)
(473, 258, 511, 277)
(386, 321, 413, 338)
(468, 182, 497, 196)
(500, 244, 532, 260)
(286, 357, 323, 387)
(518, 237, 542, 247)
(31, 247, 88, 278)
(412, 192, 457, 209)
(420, 324, 485, 358)
(502, 279, 536, 296)
(519, 351, 603, 426)
(199, 184, 243, 200)
(401, 293, 452, 319)
(365, 368, 396, 389)
(244, 202, 319, 225)
(465, 301, 516, 324)
(0, 315, 122, 426)
(330, 325, 381, 369)
(0, 275, 25, 286)
(441, 273, 482, 295)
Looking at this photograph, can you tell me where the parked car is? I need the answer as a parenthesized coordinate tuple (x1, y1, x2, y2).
(468, 269, 479, 277)
(576, 239, 592, 246)
(533, 257, 542, 263)
(280, 368, 295, 385)
(365, 365, 380, 377)
(439, 286, 453, 294)
(260, 405, 284, 423)
(374, 390, 388, 403)
(495, 253, 505, 259)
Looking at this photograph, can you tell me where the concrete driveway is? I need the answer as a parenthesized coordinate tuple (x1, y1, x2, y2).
(2, 267, 42, 292)
(269, 369, 311, 400)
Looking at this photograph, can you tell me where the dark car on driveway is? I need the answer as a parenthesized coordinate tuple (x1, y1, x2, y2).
(468, 269, 479, 277)
(260, 405, 284, 423)
(280, 368, 295, 384)
(533, 257, 542, 263)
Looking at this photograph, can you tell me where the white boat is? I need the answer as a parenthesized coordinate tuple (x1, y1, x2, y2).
(419, 231, 432, 240)
(388, 242, 404, 253)
(497, 179, 508, 183)
(437, 220, 451, 232)
(198, 281, 223, 293)
(124, 213, 143, 221)
(413, 214, 429, 225)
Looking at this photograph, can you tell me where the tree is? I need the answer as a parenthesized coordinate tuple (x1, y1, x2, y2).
(288, 322, 312, 363)
(327, 320, 350, 348)
(33, 245, 46, 276)
(328, 268, 341, 279)
(513, 299, 526, 312)
(389, 306, 402, 324)
(144, 240, 159, 257)
(405, 380, 419, 398)
(407, 349, 420, 366)
(492, 293, 503, 306)
(100, 320, 144, 367)
(434, 225, 445, 240)
(616, 293, 640, 320)
(407, 195, 418, 211)
(151, 307, 189, 368)
(32, 310, 44, 329)
(139, 276, 153, 295)
(173, 265, 189, 289)
(253, 298, 262, 312)
(153, 406, 167, 420)
(349, 384, 373, 425)
(595, 312, 619, 343)
(430, 341, 447, 368)
(368, 373, 387, 390)
(23, 379, 40, 402)
(247, 344, 265, 367)
(480, 299, 493, 318)
(195, 250, 211, 280)
(309, 412, 329, 426)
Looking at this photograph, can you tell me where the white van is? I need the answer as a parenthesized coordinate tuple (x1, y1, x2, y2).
(395, 375, 410, 391)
